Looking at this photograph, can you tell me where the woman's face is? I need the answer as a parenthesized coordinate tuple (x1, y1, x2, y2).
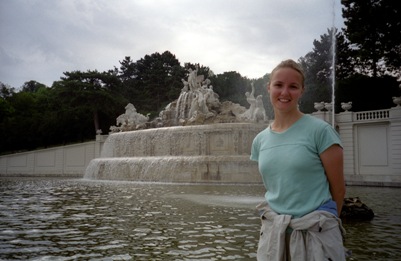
(268, 67, 304, 113)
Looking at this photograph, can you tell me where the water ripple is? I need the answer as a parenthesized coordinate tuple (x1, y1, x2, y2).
(0, 178, 400, 260)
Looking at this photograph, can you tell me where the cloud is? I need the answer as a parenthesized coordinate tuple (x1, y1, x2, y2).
(0, 0, 344, 88)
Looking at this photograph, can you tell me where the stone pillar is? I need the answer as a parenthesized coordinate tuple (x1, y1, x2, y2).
(336, 112, 355, 176)
(95, 134, 108, 158)
(311, 111, 326, 121)
(389, 106, 401, 175)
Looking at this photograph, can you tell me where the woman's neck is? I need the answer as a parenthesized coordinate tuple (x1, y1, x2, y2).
(271, 111, 304, 132)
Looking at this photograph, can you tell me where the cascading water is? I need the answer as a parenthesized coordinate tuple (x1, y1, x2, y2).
(176, 91, 195, 121)
(84, 123, 265, 183)
(176, 91, 187, 120)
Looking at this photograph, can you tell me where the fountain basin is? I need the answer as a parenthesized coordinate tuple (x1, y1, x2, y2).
(84, 123, 266, 183)
(84, 155, 261, 183)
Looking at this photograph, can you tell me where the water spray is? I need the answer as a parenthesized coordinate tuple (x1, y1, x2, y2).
(331, 0, 336, 128)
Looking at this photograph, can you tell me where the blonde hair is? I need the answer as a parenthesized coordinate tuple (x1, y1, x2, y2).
(269, 59, 305, 87)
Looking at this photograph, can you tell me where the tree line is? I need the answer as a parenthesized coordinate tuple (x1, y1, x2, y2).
(1, 0, 400, 155)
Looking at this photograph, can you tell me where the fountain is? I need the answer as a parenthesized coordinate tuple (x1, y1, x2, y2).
(84, 67, 268, 183)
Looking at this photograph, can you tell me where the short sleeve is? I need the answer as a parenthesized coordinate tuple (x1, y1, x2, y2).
(316, 125, 342, 154)
(250, 135, 260, 162)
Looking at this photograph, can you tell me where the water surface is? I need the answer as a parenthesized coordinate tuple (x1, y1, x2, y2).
(0, 178, 400, 260)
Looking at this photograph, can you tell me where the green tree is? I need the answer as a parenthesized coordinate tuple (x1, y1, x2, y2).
(298, 28, 360, 113)
(210, 71, 249, 106)
(117, 56, 139, 108)
(0, 82, 15, 121)
(53, 69, 126, 136)
(118, 51, 186, 117)
(299, 29, 336, 113)
(335, 31, 358, 80)
(337, 74, 400, 111)
(341, 0, 401, 77)
(0, 82, 15, 98)
(0, 86, 54, 153)
(21, 80, 47, 93)
(118, 56, 138, 82)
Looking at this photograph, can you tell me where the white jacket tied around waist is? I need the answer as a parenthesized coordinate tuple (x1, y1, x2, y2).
(256, 201, 346, 261)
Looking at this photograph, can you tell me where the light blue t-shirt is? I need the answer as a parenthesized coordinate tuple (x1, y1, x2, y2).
(250, 115, 342, 218)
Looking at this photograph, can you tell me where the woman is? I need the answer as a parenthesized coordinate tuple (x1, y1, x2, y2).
(250, 59, 346, 260)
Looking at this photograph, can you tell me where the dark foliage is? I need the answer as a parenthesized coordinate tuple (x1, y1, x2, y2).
(336, 74, 400, 112)
(341, 0, 401, 77)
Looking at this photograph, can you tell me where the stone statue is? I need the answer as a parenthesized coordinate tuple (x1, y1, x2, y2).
(204, 85, 220, 109)
(253, 95, 268, 123)
(244, 83, 257, 120)
(110, 103, 150, 132)
(187, 65, 199, 91)
(109, 68, 270, 132)
(181, 79, 189, 93)
(238, 82, 267, 123)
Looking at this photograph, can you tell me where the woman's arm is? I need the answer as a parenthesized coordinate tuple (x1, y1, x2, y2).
(320, 144, 346, 217)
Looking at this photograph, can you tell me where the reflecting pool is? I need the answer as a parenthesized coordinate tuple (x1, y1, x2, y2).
(0, 178, 400, 260)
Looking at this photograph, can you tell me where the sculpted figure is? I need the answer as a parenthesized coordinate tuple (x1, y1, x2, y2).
(188, 93, 200, 118)
(239, 83, 257, 121)
(181, 79, 189, 92)
(187, 65, 199, 91)
(253, 95, 267, 122)
(247, 83, 256, 117)
(113, 103, 149, 131)
(197, 89, 209, 115)
(205, 86, 220, 109)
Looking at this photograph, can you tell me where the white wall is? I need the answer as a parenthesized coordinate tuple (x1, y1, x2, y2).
(334, 106, 401, 187)
(0, 135, 107, 177)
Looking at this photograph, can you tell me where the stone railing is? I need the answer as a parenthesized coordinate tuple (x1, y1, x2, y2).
(354, 109, 390, 121)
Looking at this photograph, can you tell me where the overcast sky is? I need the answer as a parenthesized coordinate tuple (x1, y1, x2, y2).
(0, 0, 344, 89)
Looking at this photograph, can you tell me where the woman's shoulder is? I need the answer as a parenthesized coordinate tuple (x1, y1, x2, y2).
(302, 115, 341, 144)
(302, 114, 331, 128)
(253, 126, 270, 141)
